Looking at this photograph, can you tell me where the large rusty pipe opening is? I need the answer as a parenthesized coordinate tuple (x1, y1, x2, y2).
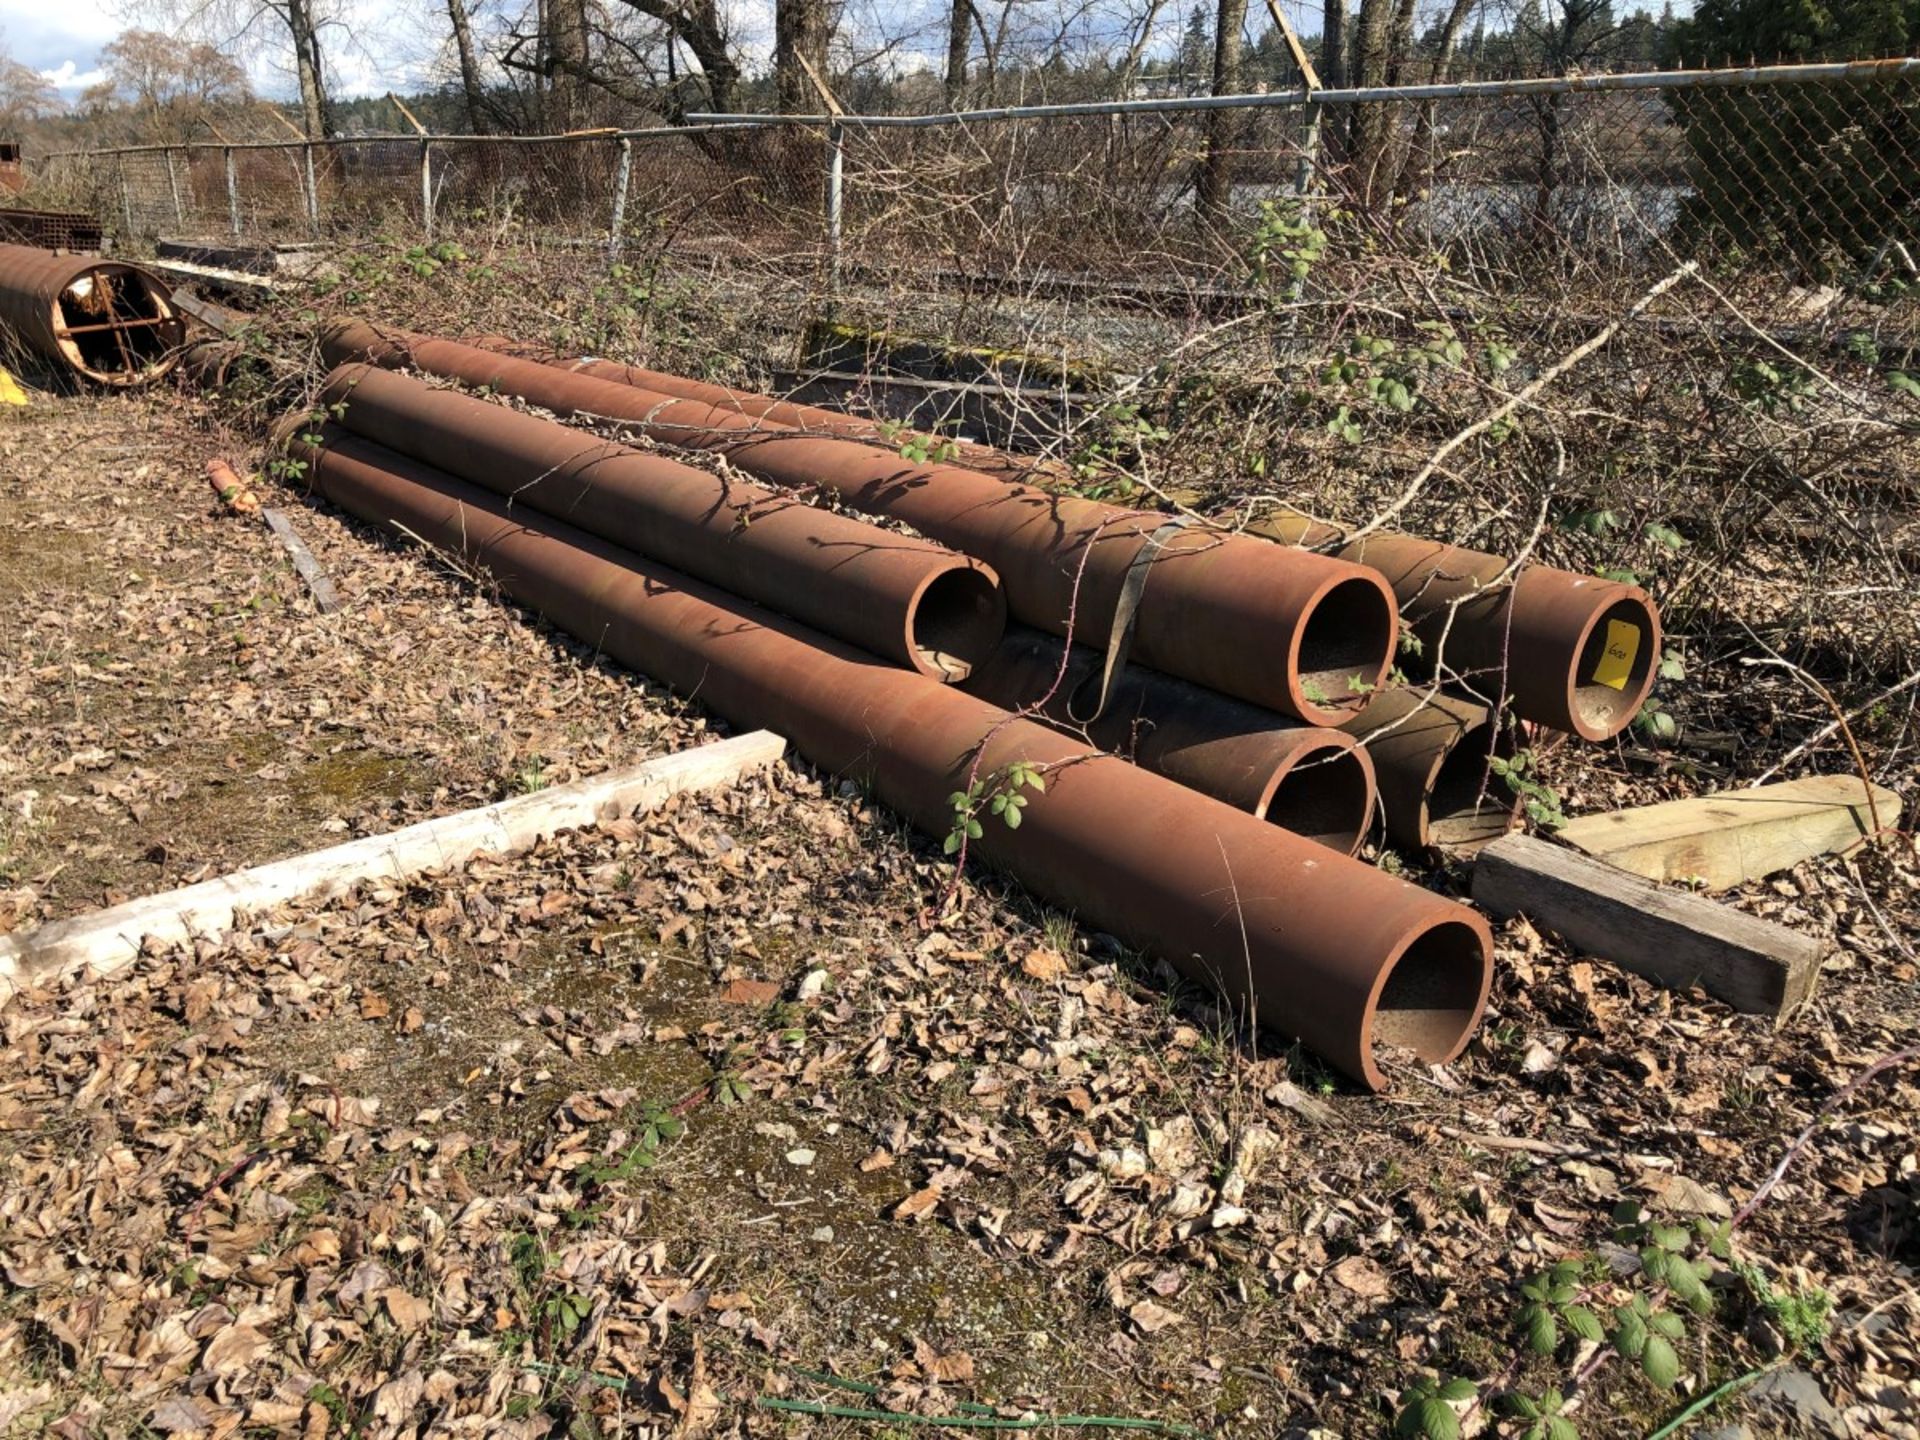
(1342, 535, 1663, 742)
(1566, 592, 1660, 741)
(0, 246, 184, 387)
(1424, 732, 1518, 850)
(281, 419, 1492, 1091)
(1368, 920, 1495, 1075)
(962, 627, 1377, 853)
(1293, 574, 1400, 717)
(1261, 737, 1376, 854)
(1343, 687, 1515, 850)
(907, 567, 1006, 680)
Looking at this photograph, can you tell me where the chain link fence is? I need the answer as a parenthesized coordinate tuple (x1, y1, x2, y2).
(23, 59, 1920, 365)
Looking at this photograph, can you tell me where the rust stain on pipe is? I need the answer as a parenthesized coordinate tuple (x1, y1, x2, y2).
(322, 322, 1397, 725)
(281, 418, 1492, 1091)
(1341, 687, 1516, 851)
(317, 364, 1002, 680)
(965, 626, 1375, 854)
(0, 244, 184, 387)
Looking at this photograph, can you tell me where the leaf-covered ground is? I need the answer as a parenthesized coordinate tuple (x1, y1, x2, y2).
(0, 390, 1915, 1440)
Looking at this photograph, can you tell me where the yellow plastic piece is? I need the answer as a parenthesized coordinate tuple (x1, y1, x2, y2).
(0, 366, 26, 407)
(1592, 618, 1640, 691)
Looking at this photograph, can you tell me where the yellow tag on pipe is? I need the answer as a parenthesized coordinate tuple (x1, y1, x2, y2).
(1592, 619, 1640, 691)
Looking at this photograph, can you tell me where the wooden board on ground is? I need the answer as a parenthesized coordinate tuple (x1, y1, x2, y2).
(0, 730, 786, 1003)
(1473, 832, 1825, 1019)
(1557, 774, 1901, 891)
(262, 505, 342, 613)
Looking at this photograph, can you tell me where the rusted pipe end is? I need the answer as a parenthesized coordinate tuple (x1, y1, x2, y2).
(1290, 570, 1399, 725)
(1358, 912, 1494, 1090)
(0, 253, 186, 386)
(905, 562, 1008, 682)
(1343, 688, 1515, 851)
(1545, 582, 1663, 742)
(1256, 730, 1377, 856)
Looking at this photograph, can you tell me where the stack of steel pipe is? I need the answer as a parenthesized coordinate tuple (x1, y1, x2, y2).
(457, 343, 1663, 832)
(320, 323, 1400, 728)
(312, 363, 1004, 681)
(275, 412, 1494, 1091)
(0, 243, 185, 387)
(553, 353, 1663, 744)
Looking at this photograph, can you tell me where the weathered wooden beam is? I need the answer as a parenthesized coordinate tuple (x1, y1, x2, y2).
(1473, 833, 1825, 1019)
(0, 731, 786, 1003)
(1557, 774, 1901, 891)
(262, 505, 342, 614)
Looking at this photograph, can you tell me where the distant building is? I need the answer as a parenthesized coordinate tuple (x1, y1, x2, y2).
(0, 142, 23, 194)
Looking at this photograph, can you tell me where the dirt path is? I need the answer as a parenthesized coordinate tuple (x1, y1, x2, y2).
(0, 391, 1915, 1439)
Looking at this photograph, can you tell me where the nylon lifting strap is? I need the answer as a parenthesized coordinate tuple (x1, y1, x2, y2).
(1067, 516, 1193, 725)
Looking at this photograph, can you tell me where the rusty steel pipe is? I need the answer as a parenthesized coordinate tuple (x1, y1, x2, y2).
(1341, 687, 1516, 851)
(964, 626, 1375, 854)
(0, 244, 185, 386)
(317, 364, 1002, 681)
(1259, 510, 1661, 742)
(322, 322, 1397, 725)
(459, 334, 1049, 484)
(556, 351, 1047, 483)
(281, 420, 1492, 1090)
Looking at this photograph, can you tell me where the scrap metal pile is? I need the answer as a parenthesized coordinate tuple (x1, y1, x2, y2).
(265, 321, 1663, 1091)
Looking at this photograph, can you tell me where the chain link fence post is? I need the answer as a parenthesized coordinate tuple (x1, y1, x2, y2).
(825, 119, 845, 305)
(1288, 98, 1323, 315)
(421, 138, 435, 240)
(165, 148, 185, 228)
(609, 136, 632, 259)
(304, 143, 321, 236)
(224, 147, 241, 238)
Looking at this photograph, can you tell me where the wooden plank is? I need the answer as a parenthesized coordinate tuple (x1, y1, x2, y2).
(1472, 833, 1825, 1019)
(1557, 774, 1901, 891)
(0, 731, 786, 1003)
(262, 505, 342, 614)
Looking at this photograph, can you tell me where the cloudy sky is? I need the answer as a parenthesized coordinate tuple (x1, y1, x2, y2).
(3, 0, 1326, 107)
(2, 0, 124, 94)
(0, 0, 447, 99)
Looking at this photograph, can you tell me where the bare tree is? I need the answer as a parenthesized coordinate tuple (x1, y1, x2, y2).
(0, 46, 61, 133)
(775, 0, 833, 114)
(1321, 0, 1346, 86)
(445, 0, 490, 131)
(116, 0, 334, 136)
(1511, 0, 1619, 230)
(1196, 0, 1247, 221)
(945, 0, 975, 103)
(82, 29, 251, 141)
(604, 0, 738, 114)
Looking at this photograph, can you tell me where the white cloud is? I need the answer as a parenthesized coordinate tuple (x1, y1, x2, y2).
(38, 59, 106, 92)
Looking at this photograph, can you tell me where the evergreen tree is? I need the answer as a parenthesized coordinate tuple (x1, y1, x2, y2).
(1177, 5, 1215, 89)
(1665, 0, 1920, 268)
